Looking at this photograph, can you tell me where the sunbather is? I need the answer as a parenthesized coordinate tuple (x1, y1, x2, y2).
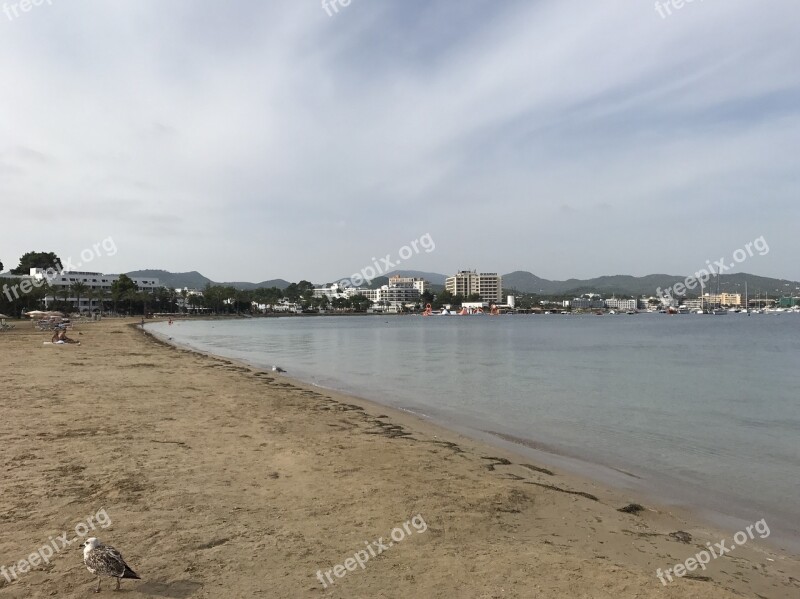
(52, 330, 80, 345)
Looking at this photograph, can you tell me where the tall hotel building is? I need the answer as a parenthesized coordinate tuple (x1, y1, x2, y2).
(445, 270, 503, 304)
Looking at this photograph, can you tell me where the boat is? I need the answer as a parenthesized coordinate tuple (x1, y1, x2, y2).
(744, 282, 750, 315)
(710, 274, 727, 315)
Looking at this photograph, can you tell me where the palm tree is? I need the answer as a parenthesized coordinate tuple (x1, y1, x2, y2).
(124, 289, 139, 315)
(188, 294, 204, 313)
(168, 288, 178, 313)
(57, 284, 70, 312)
(38, 280, 53, 310)
(70, 282, 88, 315)
(84, 287, 96, 315)
(110, 284, 122, 315)
(97, 288, 110, 315)
(139, 290, 151, 316)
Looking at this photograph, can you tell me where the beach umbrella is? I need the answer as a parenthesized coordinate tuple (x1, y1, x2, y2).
(0, 314, 10, 319)
(25, 310, 47, 317)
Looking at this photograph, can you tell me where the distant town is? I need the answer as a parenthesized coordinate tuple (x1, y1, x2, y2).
(2, 260, 799, 317)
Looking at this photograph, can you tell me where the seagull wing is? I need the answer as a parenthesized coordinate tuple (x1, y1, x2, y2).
(86, 545, 140, 579)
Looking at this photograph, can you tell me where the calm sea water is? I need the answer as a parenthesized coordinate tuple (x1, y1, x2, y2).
(149, 314, 800, 550)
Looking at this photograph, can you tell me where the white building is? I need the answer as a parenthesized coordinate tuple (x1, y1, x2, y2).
(29, 269, 162, 312)
(445, 270, 503, 304)
(175, 288, 205, 311)
(388, 276, 429, 295)
(345, 284, 420, 307)
(344, 287, 380, 302)
(379, 285, 420, 305)
(252, 299, 302, 313)
(572, 297, 605, 309)
(605, 298, 638, 311)
(313, 284, 347, 300)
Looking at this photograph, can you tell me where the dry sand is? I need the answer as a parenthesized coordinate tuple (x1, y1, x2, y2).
(1, 318, 798, 598)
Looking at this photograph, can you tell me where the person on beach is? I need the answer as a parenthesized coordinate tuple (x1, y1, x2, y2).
(52, 329, 80, 345)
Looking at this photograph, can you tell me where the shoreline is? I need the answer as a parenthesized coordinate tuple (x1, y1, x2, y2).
(143, 319, 800, 561)
(2, 319, 798, 598)
(145, 320, 800, 557)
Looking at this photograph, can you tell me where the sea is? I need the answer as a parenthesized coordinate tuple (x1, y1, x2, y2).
(148, 313, 800, 551)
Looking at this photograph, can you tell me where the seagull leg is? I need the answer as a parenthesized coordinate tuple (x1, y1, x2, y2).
(95, 576, 101, 593)
(115, 577, 121, 591)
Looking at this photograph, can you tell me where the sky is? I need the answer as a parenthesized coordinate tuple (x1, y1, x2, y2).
(1, 0, 798, 283)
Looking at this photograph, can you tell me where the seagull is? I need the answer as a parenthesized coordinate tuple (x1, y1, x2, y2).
(82, 537, 140, 593)
(272, 365, 286, 373)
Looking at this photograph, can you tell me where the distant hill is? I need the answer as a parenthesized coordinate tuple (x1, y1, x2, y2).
(502, 271, 800, 297)
(384, 270, 448, 285)
(125, 270, 289, 290)
(329, 269, 449, 287)
(221, 279, 291, 290)
(123, 269, 799, 298)
(125, 270, 212, 289)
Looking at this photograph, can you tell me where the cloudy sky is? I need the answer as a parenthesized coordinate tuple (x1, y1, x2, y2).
(1, 0, 798, 283)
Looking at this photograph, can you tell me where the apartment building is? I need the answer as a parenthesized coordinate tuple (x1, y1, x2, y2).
(28, 269, 162, 312)
(388, 276, 429, 295)
(605, 298, 638, 311)
(445, 270, 503, 304)
(344, 285, 420, 306)
(705, 293, 742, 306)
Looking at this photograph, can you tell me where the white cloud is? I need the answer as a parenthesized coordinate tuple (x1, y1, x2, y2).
(1, 0, 798, 281)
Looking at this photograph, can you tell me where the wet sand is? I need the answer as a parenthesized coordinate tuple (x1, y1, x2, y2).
(1, 318, 798, 598)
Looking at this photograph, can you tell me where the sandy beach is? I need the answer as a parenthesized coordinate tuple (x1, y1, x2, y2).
(1, 318, 798, 598)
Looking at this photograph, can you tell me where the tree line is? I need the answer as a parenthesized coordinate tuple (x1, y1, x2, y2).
(0, 250, 491, 316)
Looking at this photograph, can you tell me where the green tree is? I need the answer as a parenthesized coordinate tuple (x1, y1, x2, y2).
(254, 286, 283, 310)
(331, 297, 349, 311)
(124, 288, 140, 315)
(421, 290, 434, 305)
(138, 290, 151, 316)
(95, 288, 110, 314)
(284, 283, 300, 302)
(433, 290, 454, 309)
(111, 275, 138, 315)
(233, 289, 252, 313)
(70, 282, 88, 314)
(59, 284, 70, 309)
(32, 280, 51, 311)
(349, 294, 371, 312)
(11, 252, 63, 275)
(188, 294, 205, 313)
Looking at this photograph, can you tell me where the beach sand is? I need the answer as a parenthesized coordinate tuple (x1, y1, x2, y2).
(1, 318, 798, 598)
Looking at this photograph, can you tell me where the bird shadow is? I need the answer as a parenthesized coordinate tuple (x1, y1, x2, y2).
(135, 579, 203, 597)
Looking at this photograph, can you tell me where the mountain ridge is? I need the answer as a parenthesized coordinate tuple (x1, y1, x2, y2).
(125, 270, 291, 290)
(123, 269, 800, 297)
